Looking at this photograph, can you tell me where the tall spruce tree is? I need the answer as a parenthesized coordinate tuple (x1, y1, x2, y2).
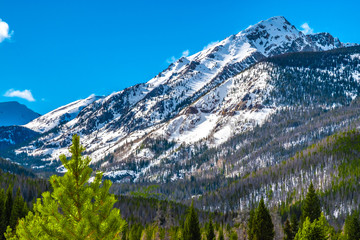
(302, 182, 321, 223)
(206, 219, 215, 240)
(218, 227, 224, 240)
(0, 189, 6, 240)
(247, 208, 255, 240)
(344, 213, 360, 240)
(252, 198, 275, 240)
(7, 134, 127, 240)
(283, 219, 293, 240)
(3, 186, 13, 232)
(9, 188, 26, 230)
(290, 214, 299, 237)
(183, 201, 201, 240)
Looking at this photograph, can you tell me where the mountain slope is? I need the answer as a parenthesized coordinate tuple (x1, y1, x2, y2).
(189, 127, 360, 227)
(25, 94, 103, 133)
(0, 126, 40, 151)
(94, 46, 360, 182)
(12, 17, 357, 176)
(0, 101, 40, 127)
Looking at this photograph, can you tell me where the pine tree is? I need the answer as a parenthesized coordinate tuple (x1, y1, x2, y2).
(218, 227, 224, 240)
(252, 198, 275, 240)
(9, 188, 27, 230)
(247, 208, 255, 240)
(229, 230, 238, 240)
(129, 223, 143, 240)
(302, 182, 321, 223)
(0, 189, 6, 240)
(294, 213, 330, 240)
(183, 201, 201, 240)
(344, 213, 360, 240)
(10, 134, 127, 239)
(283, 219, 293, 240)
(206, 219, 215, 240)
(3, 186, 13, 232)
(290, 214, 299, 238)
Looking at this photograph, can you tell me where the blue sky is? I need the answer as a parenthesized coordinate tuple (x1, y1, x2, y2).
(0, 0, 359, 114)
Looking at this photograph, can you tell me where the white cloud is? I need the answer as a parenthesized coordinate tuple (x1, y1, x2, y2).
(4, 89, 35, 102)
(181, 50, 189, 57)
(300, 23, 314, 35)
(0, 19, 11, 43)
(166, 56, 176, 64)
(166, 49, 190, 64)
(203, 41, 219, 50)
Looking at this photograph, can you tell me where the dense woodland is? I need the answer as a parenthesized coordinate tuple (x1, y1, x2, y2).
(1, 133, 360, 239)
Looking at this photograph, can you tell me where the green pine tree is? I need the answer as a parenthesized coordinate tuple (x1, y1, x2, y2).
(0, 189, 6, 240)
(247, 208, 255, 240)
(206, 219, 215, 240)
(218, 227, 224, 240)
(9, 188, 27, 230)
(3, 186, 13, 232)
(129, 223, 143, 240)
(294, 213, 330, 240)
(252, 198, 275, 240)
(344, 213, 360, 240)
(183, 201, 201, 240)
(290, 214, 299, 238)
(283, 219, 293, 240)
(8, 134, 127, 239)
(302, 182, 321, 223)
(229, 230, 238, 240)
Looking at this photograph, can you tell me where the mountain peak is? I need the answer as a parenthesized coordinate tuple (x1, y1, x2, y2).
(243, 16, 293, 32)
(259, 16, 290, 25)
(0, 101, 40, 127)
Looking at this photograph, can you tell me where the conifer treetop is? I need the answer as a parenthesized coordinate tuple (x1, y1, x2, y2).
(8, 134, 127, 240)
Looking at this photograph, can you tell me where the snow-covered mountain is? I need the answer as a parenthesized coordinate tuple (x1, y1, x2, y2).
(25, 95, 103, 133)
(11, 16, 358, 178)
(0, 101, 40, 127)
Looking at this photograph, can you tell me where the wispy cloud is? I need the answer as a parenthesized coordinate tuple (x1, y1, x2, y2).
(166, 50, 190, 64)
(0, 19, 11, 43)
(300, 23, 314, 35)
(203, 41, 219, 50)
(4, 89, 35, 102)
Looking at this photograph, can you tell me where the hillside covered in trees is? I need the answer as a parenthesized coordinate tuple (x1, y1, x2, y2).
(1, 134, 360, 239)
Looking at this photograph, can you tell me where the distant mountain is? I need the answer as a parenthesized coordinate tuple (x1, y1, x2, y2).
(0, 101, 40, 127)
(0, 125, 40, 151)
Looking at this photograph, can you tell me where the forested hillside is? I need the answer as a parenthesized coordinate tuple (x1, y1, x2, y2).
(3, 134, 360, 239)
